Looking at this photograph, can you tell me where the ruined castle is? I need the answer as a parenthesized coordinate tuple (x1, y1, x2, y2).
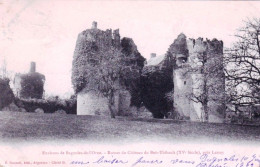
(72, 22, 225, 123)
(144, 34, 225, 122)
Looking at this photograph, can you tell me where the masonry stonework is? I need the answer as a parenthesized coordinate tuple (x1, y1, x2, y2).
(77, 89, 119, 116)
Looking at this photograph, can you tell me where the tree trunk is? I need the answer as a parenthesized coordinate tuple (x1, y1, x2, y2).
(108, 91, 116, 118)
(202, 74, 208, 122)
(202, 104, 208, 122)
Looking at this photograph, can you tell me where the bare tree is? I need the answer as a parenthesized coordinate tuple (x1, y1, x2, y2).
(0, 57, 7, 79)
(89, 48, 140, 118)
(225, 18, 260, 107)
(188, 50, 225, 122)
(0, 57, 14, 81)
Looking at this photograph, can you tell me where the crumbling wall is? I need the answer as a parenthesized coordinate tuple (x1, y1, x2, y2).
(77, 89, 119, 116)
(173, 68, 194, 120)
(172, 34, 225, 122)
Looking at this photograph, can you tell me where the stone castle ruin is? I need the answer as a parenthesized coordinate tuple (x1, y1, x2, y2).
(142, 34, 225, 122)
(72, 22, 225, 123)
(13, 62, 45, 99)
(72, 22, 145, 116)
(169, 34, 225, 123)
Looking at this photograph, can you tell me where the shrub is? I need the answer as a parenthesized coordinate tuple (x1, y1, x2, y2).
(15, 95, 77, 114)
(0, 78, 14, 110)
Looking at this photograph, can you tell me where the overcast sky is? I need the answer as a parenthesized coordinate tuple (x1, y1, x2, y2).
(1, 1, 260, 97)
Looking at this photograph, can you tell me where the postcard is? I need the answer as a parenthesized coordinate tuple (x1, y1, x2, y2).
(0, 0, 260, 167)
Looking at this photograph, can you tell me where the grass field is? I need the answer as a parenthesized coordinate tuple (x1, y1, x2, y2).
(0, 111, 259, 144)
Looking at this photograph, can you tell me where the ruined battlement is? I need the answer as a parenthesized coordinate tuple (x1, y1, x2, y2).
(113, 29, 120, 48)
(186, 38, 223, 55)
(168, 34, 224, 70)
(113, 29, 120, 36)
(168, 33, 189, 57)
(77, 21, 121, 49)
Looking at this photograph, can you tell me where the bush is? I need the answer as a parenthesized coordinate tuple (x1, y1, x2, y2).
(15, 95, 77, 114)
(0, 78, 14, 110)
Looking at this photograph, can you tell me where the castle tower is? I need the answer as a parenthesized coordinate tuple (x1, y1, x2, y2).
(172, 34, 225, 123)
(30, 62, 36, 73)
(73, 22, 145, 116)
(172, 34, 194, 120)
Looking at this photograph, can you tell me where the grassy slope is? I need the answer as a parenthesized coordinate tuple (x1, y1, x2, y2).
(0, 111, 259, 144)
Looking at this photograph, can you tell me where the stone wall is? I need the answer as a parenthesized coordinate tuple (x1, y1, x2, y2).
(77, 88, 134, 116)
(77, 89, 119, 116)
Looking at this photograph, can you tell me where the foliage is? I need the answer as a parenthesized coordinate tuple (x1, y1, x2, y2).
(15, 95, 77, 114)
(72, 39, 99, 93)
(121, 38, 146, 69)
(141, 65, 173, 118)
(0, 78, 14, 109)
(71, 30, 145, 118)
(88, 47, 143, 118)
(20, 72, 45, 99)
(225, 18, 260, 107)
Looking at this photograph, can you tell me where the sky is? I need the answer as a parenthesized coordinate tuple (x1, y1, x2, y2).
(1, 0, 260, 97)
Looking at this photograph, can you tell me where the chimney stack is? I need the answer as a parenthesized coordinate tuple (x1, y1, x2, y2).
(150, 53, 156, 58)
(92, 21, 97, 29)
(30, 62, 36, 73)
